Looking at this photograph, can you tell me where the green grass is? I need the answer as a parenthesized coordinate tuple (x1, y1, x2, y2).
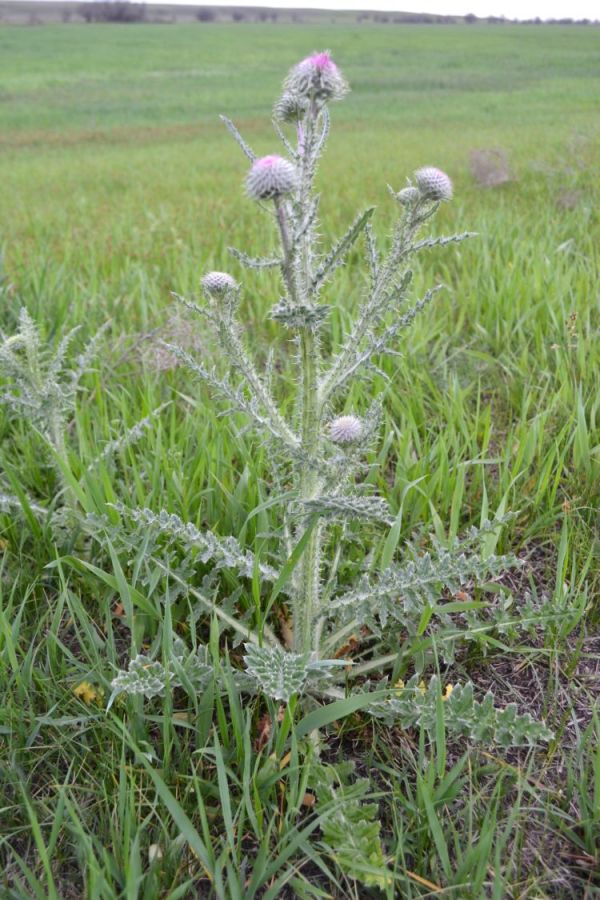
(1, 21, 599, 898)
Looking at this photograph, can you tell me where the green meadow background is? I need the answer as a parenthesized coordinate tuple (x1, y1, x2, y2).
(1, 22, 598, 548)
(2, 23, 599, 324)
(0, 21, 599, 897)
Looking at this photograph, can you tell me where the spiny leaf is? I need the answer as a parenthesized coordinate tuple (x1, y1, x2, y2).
(366, 675, 554, 747)
(228, 247, 282, 269)
(310, 207, 375, 296)
(329, 529, 519, 633)
(311, 762, 391, 889)
(244, 644, 310, 702)
(219, 115, 256, 161)
(113, 504, 280, 583)
(303, 494, 392, 525)
(108, 644, 213, 709)
(243, 644, 347, 702)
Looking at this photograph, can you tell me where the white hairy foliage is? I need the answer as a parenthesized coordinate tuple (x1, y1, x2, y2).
(328, 528, 519, 631)
(311, 762, 390, 889)
(243, 643, 348, 702)
(0, 309, 104, 440)
(109, 640, 212, 708)
(113, 504, 280, 582)
(367, 675, 554, 747)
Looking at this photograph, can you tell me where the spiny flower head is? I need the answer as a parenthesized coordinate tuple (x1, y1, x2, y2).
(201, 271, 238, 295)
(273, 91, 308, 123)
(329, 414, 363, 444)
(284, 51, 349, 103)
(246, 155, 298, 201)
(396, 186, 420, 207)
(414, 167, 453, 201)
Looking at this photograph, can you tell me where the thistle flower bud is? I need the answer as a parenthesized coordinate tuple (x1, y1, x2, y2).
(329, 415, 363, 444)
(284, 51, 349, 103)
(396, 186, 420, 207)
(201, 271, 238, 295)
(246, 155, 298, 201)
(273, 91, 308, 123)
(414, 167, 453, 201)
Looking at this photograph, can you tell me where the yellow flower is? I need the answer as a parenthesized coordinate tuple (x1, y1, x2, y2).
(73, 681, 102, 705)
(418, 679, 427, 695)
(393, 679, 405, 694)
(443, 684, 454, 701)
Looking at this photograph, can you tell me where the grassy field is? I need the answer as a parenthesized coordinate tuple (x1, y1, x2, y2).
(1, 21, 599, 899)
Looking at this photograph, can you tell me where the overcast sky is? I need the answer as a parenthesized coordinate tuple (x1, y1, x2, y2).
(168, 0, 597, 18)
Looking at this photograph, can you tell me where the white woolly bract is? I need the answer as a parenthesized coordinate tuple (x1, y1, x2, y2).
(246, 155, 298, 201)
(329, 415, 363, 444)
(414, 167, 453, 201)
(284, 51, 349, 102)
(201, 271, 238, 294)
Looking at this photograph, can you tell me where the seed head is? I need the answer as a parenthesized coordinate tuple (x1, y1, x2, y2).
(329, 415, 363, 444)
(202, 271, 238, 295)
(273, 91, 308, 123)
(284, 51, 349, 103)
(414, 167, 453, 201)
(246, 155, 298, 201)
(396, 186, 420, 207)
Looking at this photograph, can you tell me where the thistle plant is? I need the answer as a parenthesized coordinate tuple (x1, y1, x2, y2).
(0, 310, 92, 463)
(0, 309, 104, 515)
(109, 53, 554, 747)
(0, 310, 165, 528)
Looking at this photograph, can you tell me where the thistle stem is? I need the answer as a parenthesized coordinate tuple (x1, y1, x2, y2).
(295, 325, 322, 655)
(49, 410, 78, 512)
(274, 199, 298, 304)
(291, 99, 324, 655)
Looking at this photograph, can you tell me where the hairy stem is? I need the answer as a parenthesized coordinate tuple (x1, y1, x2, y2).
(291, 100, 324, 655)
(275, 198, 299, 304)
(295, 325, 322, 654)
(49, 410, 77, 510)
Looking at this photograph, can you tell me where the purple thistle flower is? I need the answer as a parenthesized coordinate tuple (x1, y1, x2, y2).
(201, 271, 238, 295)
(246, 155, 298, 201)
(414, 167, 453, 201)
(284, 51, 349, 103)
(329, 415, 363, 444)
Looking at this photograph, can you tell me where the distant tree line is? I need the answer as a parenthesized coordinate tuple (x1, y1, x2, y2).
(195, 7, 278, 20)
(78, 2, 147, 22)
(358, 10, 596, 24)
(56, 3, 600, 26)
(216, 8, 598, 26)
